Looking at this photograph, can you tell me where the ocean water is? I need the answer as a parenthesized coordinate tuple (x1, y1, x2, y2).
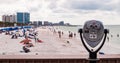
(58, 25, 120, 49)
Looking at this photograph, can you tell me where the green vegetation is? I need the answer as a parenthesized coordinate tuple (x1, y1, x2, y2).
(0, 21, 28, 27)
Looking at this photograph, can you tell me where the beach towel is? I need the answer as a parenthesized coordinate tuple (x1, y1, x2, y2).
(37, 39, 43, 43)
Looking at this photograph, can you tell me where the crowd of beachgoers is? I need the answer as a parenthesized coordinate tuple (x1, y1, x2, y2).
(0, 27, 44, 53)
(0, 26, 79, 54)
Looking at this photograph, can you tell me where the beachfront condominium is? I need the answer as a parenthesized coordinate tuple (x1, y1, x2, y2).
(32, 21, 42, 26)
(2, 14, 17, 23)
(17, 12, 30, 24)
(9, 15, 17, 23)
(44, 21, 52, 26)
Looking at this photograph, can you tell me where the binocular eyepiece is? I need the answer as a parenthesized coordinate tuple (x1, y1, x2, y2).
(78, 20, 108, 48)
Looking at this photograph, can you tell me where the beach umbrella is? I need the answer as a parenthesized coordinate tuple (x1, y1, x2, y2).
(20, 38, 31, 44)
(1, 28, 6, 32)
(7, 28, 13, 31)
(4, 28, 10, 31)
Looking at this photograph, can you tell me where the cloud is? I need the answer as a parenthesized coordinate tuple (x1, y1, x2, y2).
(27, 4, 42, 12)
(61, 0, 118, 11)
(24, 0, 43, 12)
(44, 0, 120, 25)
(69, 1, 101, 10)
(46, 0, 58, 9)
(0, 0, 18, 4)
(0, 0, 120, 25)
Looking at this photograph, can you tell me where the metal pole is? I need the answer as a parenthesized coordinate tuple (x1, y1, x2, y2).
(89, 52, 97, 63)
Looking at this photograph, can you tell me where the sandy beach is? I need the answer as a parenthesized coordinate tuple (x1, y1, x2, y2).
(0, 26, 120, 57)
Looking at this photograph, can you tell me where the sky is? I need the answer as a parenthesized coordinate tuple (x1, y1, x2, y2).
(0, 0, 120, 25)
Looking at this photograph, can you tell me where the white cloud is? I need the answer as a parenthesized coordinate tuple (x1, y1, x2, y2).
(0, 0, 120, 25)
(0, 0, 18, 4)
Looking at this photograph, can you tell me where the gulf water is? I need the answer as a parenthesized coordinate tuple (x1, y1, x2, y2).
(58, 25, 120, 50)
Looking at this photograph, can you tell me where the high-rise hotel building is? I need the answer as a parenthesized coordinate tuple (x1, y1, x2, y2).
(17, 12, 30, 24)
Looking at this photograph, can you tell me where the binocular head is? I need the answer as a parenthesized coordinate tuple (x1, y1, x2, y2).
(82, 20, 104, 48)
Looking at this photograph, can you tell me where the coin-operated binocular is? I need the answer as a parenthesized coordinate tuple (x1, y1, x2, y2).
(78, 20, 109, 63)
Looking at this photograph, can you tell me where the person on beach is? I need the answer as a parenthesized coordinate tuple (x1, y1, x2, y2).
(68, 31, 71, 38)
(23, 46, 30, 53)
(24, 30, 30, 38)
(22, 29, 26, 36)
(11, 32, 18, 39)
(34, 33, 43, 43)
(107, 36, 109, 42)
(34, 31, 38, 36)
(111, 35, 113, 37)
(16, 30, 20, 37)
(5, 31, 10, 35)
(62, 32, 64, 35)
(68, 31, 71, 34)
(28, 30, 36, 39)
(58, 31, 61, 38)
(117, 34, 119, 37)
(71, 33, 73, 38)
(67, 41, 70, 44)
(10, 31, 14, 35)
(69, 32, 73, 39)
(31, 30, 43, 43)
(53, 29, 56, 34)
(74, 33, 76, 37)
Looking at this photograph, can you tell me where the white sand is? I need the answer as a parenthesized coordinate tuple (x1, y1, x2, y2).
(0, 26, 120, 56)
